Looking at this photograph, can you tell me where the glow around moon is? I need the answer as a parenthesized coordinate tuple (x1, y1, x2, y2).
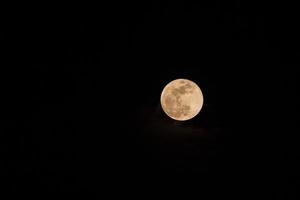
(160, 79, 204, 121)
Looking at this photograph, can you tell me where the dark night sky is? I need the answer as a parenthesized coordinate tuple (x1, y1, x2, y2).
(2, 0, 299, 195)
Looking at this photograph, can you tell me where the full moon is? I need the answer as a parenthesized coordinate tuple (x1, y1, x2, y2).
(160, 79, 204, 121)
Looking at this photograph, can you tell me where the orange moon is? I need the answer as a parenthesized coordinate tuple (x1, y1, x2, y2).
(160, 79, 204, 121)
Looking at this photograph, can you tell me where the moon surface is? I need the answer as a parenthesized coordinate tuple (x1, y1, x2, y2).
(160, 79, 204, 121)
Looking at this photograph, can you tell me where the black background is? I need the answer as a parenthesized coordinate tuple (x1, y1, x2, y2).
(2, 0, 299, 196)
